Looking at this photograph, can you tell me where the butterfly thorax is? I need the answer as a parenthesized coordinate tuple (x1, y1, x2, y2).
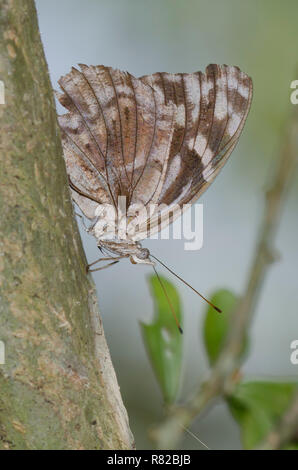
(87, 203, 154, 265)
(98, 239, 153, 265)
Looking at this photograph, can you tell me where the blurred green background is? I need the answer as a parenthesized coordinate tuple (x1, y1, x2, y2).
(36, 0, 298, 449)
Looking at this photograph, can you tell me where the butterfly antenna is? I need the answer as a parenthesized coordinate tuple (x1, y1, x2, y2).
(152, 265, 183, 334)
(151, 254, 222, 314)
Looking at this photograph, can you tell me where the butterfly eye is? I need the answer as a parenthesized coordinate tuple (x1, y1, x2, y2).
(138, 248, 150, 260)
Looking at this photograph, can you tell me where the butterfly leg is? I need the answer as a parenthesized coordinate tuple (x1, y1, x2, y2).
(86, 256, 124, 273)
(86, 216, 100, 233)
(74, 211, 90, 231)
(74, 208, 100, 234)
(88, 260, 120, 272)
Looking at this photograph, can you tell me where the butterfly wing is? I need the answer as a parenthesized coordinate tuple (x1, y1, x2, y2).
(58, 64, 176, 218)
(136, 64, 253, 236)
(58, 64, 252, 234)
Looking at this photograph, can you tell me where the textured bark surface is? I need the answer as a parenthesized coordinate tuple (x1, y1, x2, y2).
(0, 0, 134, 450)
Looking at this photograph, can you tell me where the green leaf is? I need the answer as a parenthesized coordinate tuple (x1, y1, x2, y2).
(203, 289, 248, 365)
(228, 381, 298, 449)
(140, 274, 183, 404)
(283, 443, 298, 450)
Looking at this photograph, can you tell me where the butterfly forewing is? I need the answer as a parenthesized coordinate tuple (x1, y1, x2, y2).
(139, 65, 252, 206)
(136, 65, 252, 236)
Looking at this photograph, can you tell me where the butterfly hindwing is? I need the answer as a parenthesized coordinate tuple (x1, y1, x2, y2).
(58, 65, 176, 216)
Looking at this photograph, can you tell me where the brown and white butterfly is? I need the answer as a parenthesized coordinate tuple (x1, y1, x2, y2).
(57, 64, 252, 320)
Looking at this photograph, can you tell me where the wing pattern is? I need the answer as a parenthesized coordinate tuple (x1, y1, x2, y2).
(58, 64, 252, 230)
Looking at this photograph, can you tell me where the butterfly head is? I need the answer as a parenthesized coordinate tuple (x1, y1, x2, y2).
(129, 246, 154, 265)
(98, 240, 154, 266)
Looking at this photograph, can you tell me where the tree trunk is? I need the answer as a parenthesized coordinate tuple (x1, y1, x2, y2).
(0, 0, 134, 450)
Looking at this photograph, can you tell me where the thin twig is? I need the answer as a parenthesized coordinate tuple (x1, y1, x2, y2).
(152, 105, 298, 449)
(256, 389, 298, 450)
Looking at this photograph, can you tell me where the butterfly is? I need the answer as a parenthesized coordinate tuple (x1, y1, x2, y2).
(57, 64, 252, 327)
